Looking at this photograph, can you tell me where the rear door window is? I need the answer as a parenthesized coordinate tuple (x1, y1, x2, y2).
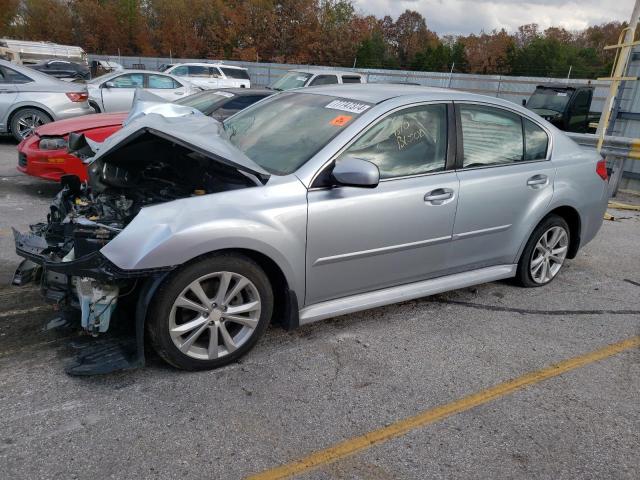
(147, 74, 180, 89)
(109, 73, 144, 88)
(187, 66, 210, 77)
(459, 105, 524, 168)
(171, 66, 188, 76)
(341, 75, 362, 84)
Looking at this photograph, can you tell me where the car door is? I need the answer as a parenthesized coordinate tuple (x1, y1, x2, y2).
(146, 73, 187, 100)
(306, 103, 459, 305)
(451, 103, 555, 271)
(0, 66, 20, 131)
(100, 72, 144, 112)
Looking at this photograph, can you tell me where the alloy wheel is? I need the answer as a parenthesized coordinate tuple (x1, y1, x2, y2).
(16, 112, 46, 139)
(530, 226, 568, 284)
(169, 271, 261, 361)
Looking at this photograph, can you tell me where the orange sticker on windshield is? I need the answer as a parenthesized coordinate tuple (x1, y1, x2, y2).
(330, 115, 353, 127)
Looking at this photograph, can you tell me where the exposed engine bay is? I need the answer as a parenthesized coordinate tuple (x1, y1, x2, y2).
(40, 139, 256, 260)
(12, 111, 266, 374)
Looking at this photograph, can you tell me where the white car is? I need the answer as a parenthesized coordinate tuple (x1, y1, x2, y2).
(165, 63, 251, 90)
(270, 69, 367, 91)
(86, 70, 200, 113)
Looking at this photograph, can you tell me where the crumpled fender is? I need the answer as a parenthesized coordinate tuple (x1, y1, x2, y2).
(100, 176, 308, 301)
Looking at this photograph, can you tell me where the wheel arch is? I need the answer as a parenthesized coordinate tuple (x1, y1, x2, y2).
(7, 104, 54, 134)
(150, 247, 300, 330)
(547, 205, 582, 258)
(516, 204, 583, 263)
(88, 100, 101, 113)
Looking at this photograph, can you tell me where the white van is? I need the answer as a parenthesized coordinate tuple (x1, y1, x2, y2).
(165, 63, 250, 89)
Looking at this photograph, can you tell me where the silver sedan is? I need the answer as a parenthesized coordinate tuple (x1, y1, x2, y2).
(86, 69, 200, 113)
(0, 59, 92, 141)
(13, 85, 608, 373)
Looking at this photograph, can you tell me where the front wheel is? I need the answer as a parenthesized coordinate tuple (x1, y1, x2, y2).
(516, 215, 570, 288)
(10, 108, 52, 141)
(147, 254, 273, 370)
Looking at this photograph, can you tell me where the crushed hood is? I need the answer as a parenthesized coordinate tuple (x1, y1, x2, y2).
(89, 113, 271, 183)
(123, 90, 202, 126)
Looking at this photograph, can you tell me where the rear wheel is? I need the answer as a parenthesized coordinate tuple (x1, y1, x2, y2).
(89, 101, 101, 113)
(10, 108, 52, 141)
(516, 215, 570, 287)
(147, 254, 273, 370)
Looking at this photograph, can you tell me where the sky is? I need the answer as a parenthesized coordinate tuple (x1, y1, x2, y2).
(352, 0, 635, 35)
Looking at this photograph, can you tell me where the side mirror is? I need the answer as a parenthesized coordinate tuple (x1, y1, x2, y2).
(332, 156, 379, 188)
(522, 98, 527, 106)
(103, 81, 115, 88)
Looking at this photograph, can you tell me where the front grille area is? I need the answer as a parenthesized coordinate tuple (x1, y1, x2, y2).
(18, 152, 27, 168)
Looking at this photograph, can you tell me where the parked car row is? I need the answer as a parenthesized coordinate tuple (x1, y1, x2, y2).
(1, 59, 92, 141)
(17, 88, 273, 181)
(11, 83, 608, 374)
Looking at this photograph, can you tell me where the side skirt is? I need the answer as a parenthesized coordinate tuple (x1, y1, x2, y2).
(299, 264, 517, 325)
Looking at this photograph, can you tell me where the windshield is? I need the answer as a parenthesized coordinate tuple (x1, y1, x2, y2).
(527, 89, 571, 113)
(174, 90, 232, 115)
(270, 72, 312, 91)
(223, 93, 372, 175)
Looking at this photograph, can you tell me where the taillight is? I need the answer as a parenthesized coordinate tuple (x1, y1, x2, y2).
(596, 159, 608, 181)
(66, 92, 88, 102)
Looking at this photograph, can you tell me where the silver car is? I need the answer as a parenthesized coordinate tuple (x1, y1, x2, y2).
(271, 68, 366, 90)
(87, 69, 200, 113)
(13, 85, 608, 374)
(0, 59, 92, 141)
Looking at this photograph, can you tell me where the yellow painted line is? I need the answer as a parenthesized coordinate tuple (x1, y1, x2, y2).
(246, 336, 640, 480)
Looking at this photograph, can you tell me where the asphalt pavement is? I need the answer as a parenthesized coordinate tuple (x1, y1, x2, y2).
(0, 136, 638, 479)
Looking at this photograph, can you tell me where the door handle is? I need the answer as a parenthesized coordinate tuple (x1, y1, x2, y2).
(424, 188, 454, 204)
(173, 91, 184, 95)
(527, 174, 549, 188)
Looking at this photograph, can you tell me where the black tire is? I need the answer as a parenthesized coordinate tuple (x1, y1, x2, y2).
(9, 108, 52, 142)
(515, 214, 570, 288)
(89, 101, 101, 113)
(147, 253, 273, 371)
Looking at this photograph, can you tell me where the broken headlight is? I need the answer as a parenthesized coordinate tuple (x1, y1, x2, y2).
(39, 137, 68, 150)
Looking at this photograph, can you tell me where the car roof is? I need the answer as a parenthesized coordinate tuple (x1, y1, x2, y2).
(297, 83, 527, 109)
(171, 62, 248, 70)
(291, 68, 361, 76)
(536, 84, 592, 91)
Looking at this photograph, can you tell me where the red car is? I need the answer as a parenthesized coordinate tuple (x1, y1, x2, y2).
(17, 113, 126, 182)
(17, 88, 274, 182)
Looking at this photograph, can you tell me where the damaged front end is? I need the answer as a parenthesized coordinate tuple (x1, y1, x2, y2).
(13, 100, 269, 375)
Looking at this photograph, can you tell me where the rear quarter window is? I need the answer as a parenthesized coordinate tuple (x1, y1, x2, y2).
(221, 68, 250, 80)
(341, 76, 362, 84)
(524, 118, 549, 161)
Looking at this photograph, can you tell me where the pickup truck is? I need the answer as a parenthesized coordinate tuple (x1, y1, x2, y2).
(524, 84, 600, 133)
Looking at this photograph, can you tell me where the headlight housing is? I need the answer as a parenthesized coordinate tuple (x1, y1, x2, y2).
(39, 137, 68, 150)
